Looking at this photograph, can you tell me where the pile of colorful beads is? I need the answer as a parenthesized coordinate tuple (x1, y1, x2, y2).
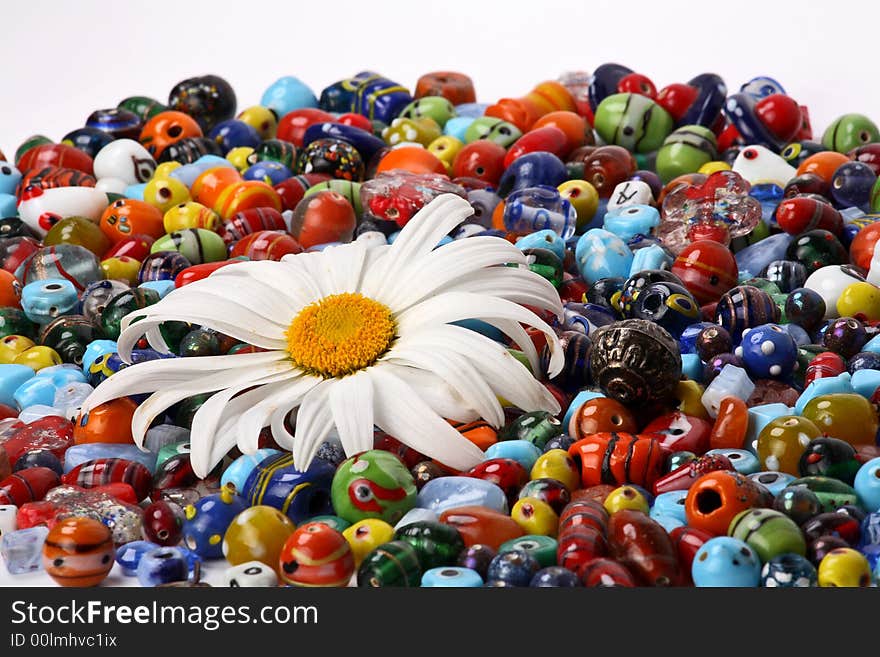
(1, 65, 880, 588)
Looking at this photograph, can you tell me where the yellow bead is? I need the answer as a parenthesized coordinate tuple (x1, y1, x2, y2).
(557, 180, 598, 230)
(153, 162, 181, 180)
(427, 136, 463, 173)
(530, 449, 580, 491)
(603, 485, 650, 515)
(0, 335, 36, 364)
(510, 497, 559, 537)
(101, 256, 141, 284)
(163, 202, 219, 233)
(675, 380, 710, 420)
(818, 547, 871, 587)
(227, 147, 256, 173)
(698, 161, 732, 175)
(143, 176, 191, 213)
(13, 346, 62, 371)
(836, 281, 880, 320)
(238, 105, 278, 140)
(342, 519, 395, 567)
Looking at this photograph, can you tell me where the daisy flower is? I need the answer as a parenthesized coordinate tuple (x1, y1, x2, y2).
(82, 194, 564, 477)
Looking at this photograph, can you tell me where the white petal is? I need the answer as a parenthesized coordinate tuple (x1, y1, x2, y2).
(189, 368, 300, 477)
(234, 374, 322, 455)
(361, 194, 474, 301)
(396, 291, 564, 377)
(321, 240, 368, 294)
(368, 366, 485, 471)
(378, 363, 480, 423)
(172, 274, 298, 325)
(327, 371, 375, 458)
(214, 259, 320, 310)
(269, 407, 297, 452)
(382, 345, 504, 427)
(82, 351, 288, 412)
(441, 265, 564, 318)
(386, 237, 527, 310)
(129, 360, 295, 449)
(291, 379, 336, 469)
(484, 318, 541, 376)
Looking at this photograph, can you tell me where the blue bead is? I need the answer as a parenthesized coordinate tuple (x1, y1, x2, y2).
(854, 457, 880, 512)
(260, 76, 318, 116)
(450, 319, 505, 342)
(486, 549, 540, 587)
(115, 540, 160, 576)
(515, 230, 566, 262)
(707, 449, 760, 474)
(861, 334, 880, 354)
(169, 156, 235, 188)
(243, 161, 291, 186)
(628, 243, 672, 276)
(0, 526, 50, 574)
(483, 440, 543, 470)
(136, 546, 189, 587)
(13, 377, 56, 408)
(735, 233, 793, 280)
(21, 278, 78, 324)
(454, 103, 488, 118)
(746, 403, 793, 452)
(692, 537, 761, 587)
(138, 280, 176, 298)
(679, 322, 718, 355)
(603, 204, 660, 242)
(302, 122, 386, 163)
(13, 449, 63, 475)
(761, 553, 817, 587)
(221, 448, 282, 493)
(0, 194, 17, 216)
(0, 365, 35, 407)
(701, 365, 755, 418)
(64, 444, 158, 474)
(497, 153, 568, 197)
(81, 340, 118, 375)
(749, 471, 796, 496)
(736, 323, 798, 379)
(181, 491, 249, 558)
(123, 183, 146, 200)
(781, 322, 811, 346)
(417, 476, 508, 515)
(651, 513, 685, 533)
(443, 117, 473, 141)
(859, 512, 880, 548)
(795, 373, 854, 415)
(681, 353, 704, 382)
(651, 491, 688, 523)
(530, 566, 581, 587)
(421, 566, 484, 588)
(0, 162, 22, 195)
(574, 229, 633, 284)
(851, 368, 880, 399)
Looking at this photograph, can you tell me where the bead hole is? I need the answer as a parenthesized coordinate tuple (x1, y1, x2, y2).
(695, 489, 722, 515)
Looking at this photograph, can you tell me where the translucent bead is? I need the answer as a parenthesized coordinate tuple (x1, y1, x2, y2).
(701, 364, 755, 418)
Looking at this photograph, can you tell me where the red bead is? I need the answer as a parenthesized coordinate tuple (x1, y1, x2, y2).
(142, 500, 185, 546)
(568, 433, 666, 490)
(466, 458, 528, 506)
(804, 351, 847, 386)
(452, 141, 507, 186)
(849, 143, 880, 176)
(218, 207, 288, 245)
(503, 126, 570, 169)
(617, 73, 657, 100)
(642, 412, 713, 455)
(0, 467, 60, 505)
(289, 190, 357, 247)
(755, 94, 802, 143)
(274, 174, 332, 212)
(652, 453, 734, 495)
(61, 458, 153, 502)
(671, 240, 738, 305)
(336, 113, 373, 132)
(608, 509, 682, 586)
(558, 500, 609, 534)
(775, 197, 843, 236)
(103, 234, 155, 260)
(17, 144, 94, 176)
(174, 258, 247, 287)
(578, 558, 637, 586)
(656, 83, 698, 122)
(276, 108, 335, 147)
(684, 471, 771, 536)
(709, 396, 749, 450)
(557, 525, 608, 572)
(669, 525, 713, 584)
(229, 230, 304, 261)
(1, 415, 74, 466)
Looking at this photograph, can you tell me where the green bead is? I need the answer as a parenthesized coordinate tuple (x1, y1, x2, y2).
(514, 247, 563, 287)
(499, 534, 558, 567)
(822, 113, 880, 153)
(304, 180, 363, 215)
(174, 393, 211, 430)
(151, 229, 226, 264)
(593, 93, 674, 154)
(498, 411, 562, 449)
(667, 451, 696, 472)
(788, 476, 860, 511)
(394, 521, 464, 569)
(742, 277, 782, 295)
(253, 139, 297, 169)
(870, 178, 880, 213)
(655, 126, 718, 183)
(331, 450, 417, 524)
(357, 540, 422, 587)
(100, 288, 160, 340)
(40, 315, 96, 366)
(0, 308, 37, 340)
(728, 508, 806, 562)
(159, 321, 192, 355)
(484, 121, 522, 148)
(118, 96, 167, 122)
(311, 515, 352, 532)
(507, 349, 534, 375)
(399, 96, 457, 128)
(157, 440, 190, 468)
(566, 162, 585, 180)
(15, 135, 53, 163)
(178, 328, 221, 357)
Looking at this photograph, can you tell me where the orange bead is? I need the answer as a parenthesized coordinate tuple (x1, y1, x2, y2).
(192, 167, 243, 207)
(796, 151, 850, 183)
(99, 199, 165, 242)
(568, 433, 666, 490)
(376, 146, 446, 176)
(74, 398, 138, 445)
(0, 270, 22, 308)
(213, 181, 281, 220)
(139, 111, 203, 159)
(709, 396, 749, 450)
(42, 517, 114, 587)
(568, 397, 639, 439)
(485, 81, 576, 132)
(491, 200, 506, 230)
(289, 190, 357, 249)
(684, 471, 770, 536)
(449, 420, 498, 451)
(438, 505, 523, 550)
(849, 221, 880, 270)
(532, 111, 590, 152)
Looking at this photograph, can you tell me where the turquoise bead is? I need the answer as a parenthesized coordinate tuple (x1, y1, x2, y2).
(629, 243, 673, 276)
(515, 230, 566, 262)
(681, 353, 704, 382)
(794, 372, 854, 415)
(421, 566, 483, 587)
(82, 340, 118, 375)
(417, 476, 508, 515)
(451, 319, 505, 342)
(0, 195, 16, 216)
(484, 440, 543, 470)
(574, 229, 633, 284)
(854, 457, 880, 512)
(260, 76, 318, 117)
(21, 278, 78, 324)
(563, 390, 605, 432)
(443, 117, 473, 142)
(748, 471, 795, 496)
(851, 369, 880, 399)
(221, 448, 282, 493)
(651, 490, 688, 523)
(746, 403, 793, 453)
(0, 364, 35, 407)
(13, 366, 84, 409)
(862, 334, 880, 354)
(652, 513, 685, 533)
(139, 280, 177, 298)
(124, 183, 146, 200)
(602, 204, 660, 242)
(707, 448, 760, 475)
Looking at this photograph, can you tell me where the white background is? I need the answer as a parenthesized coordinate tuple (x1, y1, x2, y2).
(0, 0, 878, 156)
(0, 0, 877, 586)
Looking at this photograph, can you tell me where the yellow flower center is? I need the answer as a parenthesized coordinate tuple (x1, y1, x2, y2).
(286, 293, 396, 378)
